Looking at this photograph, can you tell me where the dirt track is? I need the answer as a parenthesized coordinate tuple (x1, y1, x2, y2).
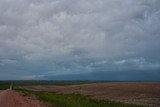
(0, 89, 45, 107)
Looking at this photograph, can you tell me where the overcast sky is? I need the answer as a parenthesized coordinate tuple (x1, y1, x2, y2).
(0, 0, 160, 80)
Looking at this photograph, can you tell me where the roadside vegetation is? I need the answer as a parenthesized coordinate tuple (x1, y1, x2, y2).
(18, 89, 145, 107)
(0, 81, 10, 90)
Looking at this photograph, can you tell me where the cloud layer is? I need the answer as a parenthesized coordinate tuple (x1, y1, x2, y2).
(0, 0, 160, 80)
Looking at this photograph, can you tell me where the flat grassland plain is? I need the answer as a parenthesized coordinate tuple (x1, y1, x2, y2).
(1, 81, 160, 107)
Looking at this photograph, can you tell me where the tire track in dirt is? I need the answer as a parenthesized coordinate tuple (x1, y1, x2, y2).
(0, 89, 46, 107)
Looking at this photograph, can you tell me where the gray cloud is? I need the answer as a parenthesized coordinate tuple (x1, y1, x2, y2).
(0, 0, 160, 80)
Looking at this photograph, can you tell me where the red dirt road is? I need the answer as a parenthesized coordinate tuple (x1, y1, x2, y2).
(0, 89, 45, 107)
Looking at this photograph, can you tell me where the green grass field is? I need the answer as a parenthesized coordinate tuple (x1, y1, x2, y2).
(18, 89, 145, 107)
(0, 81, 10, 90)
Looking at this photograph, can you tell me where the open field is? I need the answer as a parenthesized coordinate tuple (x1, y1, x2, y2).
(18, 89, 144, 107)
(0, 81, 10, 90)
(1, 81, 160, 107)
(21, 82, 160, 107)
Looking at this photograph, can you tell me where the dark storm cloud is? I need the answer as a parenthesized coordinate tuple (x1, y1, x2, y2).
(0, 0, 160, 80)
(43, 69, 160, 81)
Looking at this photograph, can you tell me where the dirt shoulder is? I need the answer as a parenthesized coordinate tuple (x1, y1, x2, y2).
(0, 89, 47, 107)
